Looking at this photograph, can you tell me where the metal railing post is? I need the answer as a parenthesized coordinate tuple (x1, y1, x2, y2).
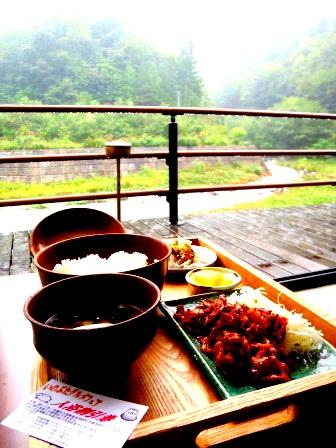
(116, 157, 121, 220)
(168, 115, 179, 225)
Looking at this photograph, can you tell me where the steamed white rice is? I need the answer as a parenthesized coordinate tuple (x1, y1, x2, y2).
(52, 252, 148, 275)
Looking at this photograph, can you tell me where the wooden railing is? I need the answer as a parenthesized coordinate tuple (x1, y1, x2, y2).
(1, 105, 336, 224)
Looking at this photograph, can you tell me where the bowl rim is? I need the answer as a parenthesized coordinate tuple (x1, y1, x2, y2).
(29, 207, 127, 256)
(33, 232, 172, 275)
(185, 266, 242, 290)
(23, 272, 161, 331)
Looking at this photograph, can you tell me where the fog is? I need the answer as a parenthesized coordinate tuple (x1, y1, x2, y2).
(2, 0, 336, 91)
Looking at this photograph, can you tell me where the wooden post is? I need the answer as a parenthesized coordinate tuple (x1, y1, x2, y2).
(105, 141, 131, 221)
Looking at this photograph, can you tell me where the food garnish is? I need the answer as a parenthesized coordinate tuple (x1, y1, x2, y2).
(169, 238, 200, 269)
(173, 287, 323, 385)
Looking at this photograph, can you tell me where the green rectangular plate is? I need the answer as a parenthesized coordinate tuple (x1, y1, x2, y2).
(160, 292, 336, 399)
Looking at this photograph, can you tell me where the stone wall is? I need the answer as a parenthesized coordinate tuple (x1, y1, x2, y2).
(0, 146, 263, 182)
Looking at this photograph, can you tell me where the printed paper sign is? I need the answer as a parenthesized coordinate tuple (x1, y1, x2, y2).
(1, 379, 148, 447)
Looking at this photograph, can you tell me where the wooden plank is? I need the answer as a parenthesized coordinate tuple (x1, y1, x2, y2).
(223, 209, 336, 268)
(123, 219, 171, 238)
(1, 204, 335, 279)
(265, 208, 336, 251)
(141, 219, 176, 238)
(192, 215, 288, 266)
(208, 213, 329, 272)
(203, 214, 315, 274)
(261, 206, 336, 240)
(0, 233, 12, 276)
(195, 403, 298, 447)
(187, 216, 293, 278)
(10, 231, 31, 275)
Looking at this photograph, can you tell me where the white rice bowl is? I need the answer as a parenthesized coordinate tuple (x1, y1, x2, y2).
(52, 251, 148, 275)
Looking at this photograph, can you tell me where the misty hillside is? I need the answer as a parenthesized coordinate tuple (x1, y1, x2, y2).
(1, 18, 336, 113)
(1, 18, 336, 150)
(0, 19, 204, 106)
(217, 20, 336, 112)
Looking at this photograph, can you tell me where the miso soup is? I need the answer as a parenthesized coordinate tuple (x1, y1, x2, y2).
(45, 304, 143, 329)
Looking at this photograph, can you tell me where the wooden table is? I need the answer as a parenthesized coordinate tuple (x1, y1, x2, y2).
(1, 237, 336, 448)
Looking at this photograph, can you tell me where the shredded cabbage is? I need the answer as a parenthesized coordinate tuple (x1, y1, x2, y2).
(228, 286, 323, 354)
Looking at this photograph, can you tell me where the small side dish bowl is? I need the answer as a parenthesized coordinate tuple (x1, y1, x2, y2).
(186, 267, 242, 293)
(30, 207, 126, 256)
(34, 233, 171, 290)
(24, 273, 161, 375)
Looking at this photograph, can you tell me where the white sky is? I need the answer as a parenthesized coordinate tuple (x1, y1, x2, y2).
(1, 0, 336, 91)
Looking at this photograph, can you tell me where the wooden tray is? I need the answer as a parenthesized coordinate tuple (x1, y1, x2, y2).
(1, 237, 336, 448)
(129, 236, 336, 446)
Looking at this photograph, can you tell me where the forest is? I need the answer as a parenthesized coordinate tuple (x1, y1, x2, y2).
(0, 19, 204, 106)
(0, 18, 336, 150)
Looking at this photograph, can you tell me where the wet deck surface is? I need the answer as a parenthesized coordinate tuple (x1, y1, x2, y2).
(1, 203, 335, 280)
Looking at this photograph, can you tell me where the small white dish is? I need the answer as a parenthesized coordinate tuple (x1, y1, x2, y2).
(185, 267, 242, 292)
(168, 241, 217, 274)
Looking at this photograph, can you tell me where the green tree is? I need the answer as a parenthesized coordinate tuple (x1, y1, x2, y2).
(176, 43, 204, 106)
(0, 19, 205, 107)
(218, 20, 336, 112)
(244, 97, 335, 148)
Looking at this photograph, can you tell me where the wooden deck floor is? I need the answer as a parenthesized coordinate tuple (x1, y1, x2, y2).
(1, 203, 335, 280)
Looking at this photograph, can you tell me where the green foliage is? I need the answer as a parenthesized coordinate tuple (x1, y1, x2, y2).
(312, 137, 336, 149)
(241, 97, 336, 149)
(2, 19, 336, 151)
(223, 186, 336, 211)
(179, 135, 201, 146)
(178, 115, 246, 148)
(190, 161, 206, 174)
(218, 21, 336, 112)
(0, 161, 265, 199)
(217, 21, 336, 149)
(133, 135, 167, 147)
(246, 164, 263, 176)
(230, 160, 243, 169)
(278, 156, 336, 180)
(0, 19, 205, 107)
(1, 158, 333, 210)
(0, 113, 250, 150)
(179, 161, 265, 186)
